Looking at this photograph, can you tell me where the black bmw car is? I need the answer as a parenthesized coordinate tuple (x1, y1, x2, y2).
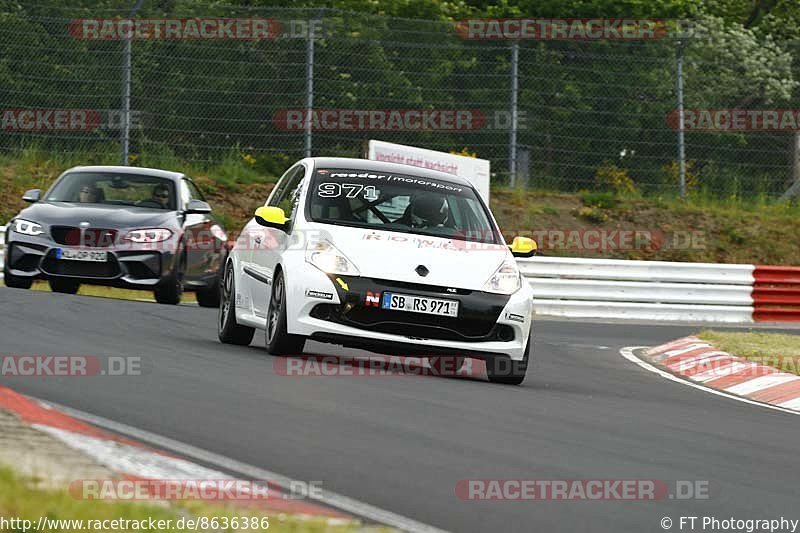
(3, 166, 227, 306)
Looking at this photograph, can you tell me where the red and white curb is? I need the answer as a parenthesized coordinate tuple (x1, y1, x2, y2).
(0, 386, 446, 533)
(621, 337, 800, 415)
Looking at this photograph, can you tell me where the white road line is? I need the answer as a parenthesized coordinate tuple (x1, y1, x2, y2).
(666, 352, 729, 372)
(724, 374, 799, 396)
(35, 398, 449, 533)
(690, 361, 756, 383)
(778, 396, 800, 410)
(653, 343, 712, 361)
(619, 347, 800, 417)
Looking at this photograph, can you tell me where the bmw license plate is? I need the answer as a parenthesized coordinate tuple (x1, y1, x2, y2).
(56, 248, 108, 262)
(381, 292, 459, 317)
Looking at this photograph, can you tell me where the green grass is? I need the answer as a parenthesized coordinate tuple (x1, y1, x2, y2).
(489, 186, 800, 265)
(0, 465, 358, 532)
(1, 280, 197, 304)
(698, 330, 800, 376)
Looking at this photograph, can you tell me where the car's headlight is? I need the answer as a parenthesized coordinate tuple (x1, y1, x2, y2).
(483, 259, 522, 295)
(13, 219, 44, 236)
(305, 239, 360, 276)
(123, 228, 173, 243)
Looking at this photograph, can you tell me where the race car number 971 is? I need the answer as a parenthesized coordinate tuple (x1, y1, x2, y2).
(318, 183, 379, 201)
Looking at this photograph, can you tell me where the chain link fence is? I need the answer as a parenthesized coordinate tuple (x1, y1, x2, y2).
(2, 2, 800, 198)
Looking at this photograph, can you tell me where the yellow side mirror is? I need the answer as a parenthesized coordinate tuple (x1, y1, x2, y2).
(254, 206, 288, 229)
(509, 236, 537, 258)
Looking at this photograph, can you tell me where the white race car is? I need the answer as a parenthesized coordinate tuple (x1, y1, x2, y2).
(218, 157, 536, 385)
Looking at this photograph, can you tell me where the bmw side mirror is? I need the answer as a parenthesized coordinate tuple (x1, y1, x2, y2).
(254, 206, 288, 232)
(185, 199, 212, 214)
(22, 189, 41, 203)
(509, 236, 538, 258)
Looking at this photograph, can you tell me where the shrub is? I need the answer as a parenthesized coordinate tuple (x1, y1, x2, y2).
(594, 162, 638, 195)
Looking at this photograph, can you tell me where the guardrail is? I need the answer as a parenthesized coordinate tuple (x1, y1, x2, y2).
(519, 256, 757, 323)
(752, 266, 800, 321)
(1, 227, 798, 322)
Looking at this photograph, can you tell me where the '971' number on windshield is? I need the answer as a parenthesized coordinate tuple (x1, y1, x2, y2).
(318, 183, 378, 201)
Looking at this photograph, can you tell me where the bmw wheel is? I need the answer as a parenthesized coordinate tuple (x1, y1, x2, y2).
(154, 252, 184, 305)
(3, 265, 32, 289)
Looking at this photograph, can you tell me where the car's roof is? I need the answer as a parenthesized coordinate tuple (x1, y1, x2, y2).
(305, 157, 472, 187)
(64, 165, 185, 181)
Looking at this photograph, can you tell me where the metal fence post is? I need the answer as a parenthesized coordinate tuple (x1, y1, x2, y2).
(508, 41, 519, 187)
(304, 11, 321, 158)
(676, 39, 686, 199)
(121, 0, 145, 166)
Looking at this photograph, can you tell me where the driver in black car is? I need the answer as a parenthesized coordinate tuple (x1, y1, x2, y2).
(396, 193, 448, 228)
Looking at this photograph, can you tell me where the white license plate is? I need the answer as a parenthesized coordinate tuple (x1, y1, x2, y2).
(381, 292, 459, 317)
(56, 248, 108, 262)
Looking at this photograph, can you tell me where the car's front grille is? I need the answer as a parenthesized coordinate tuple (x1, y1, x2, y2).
(40, 250, 120, 278)
(310, 304, 513, 342)
(51, 226, 117, 247)
(368, 278, 472, 295)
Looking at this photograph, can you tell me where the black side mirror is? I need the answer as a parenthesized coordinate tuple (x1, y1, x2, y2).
(22, 189, 41, 203)
(185, 199, 212, 214)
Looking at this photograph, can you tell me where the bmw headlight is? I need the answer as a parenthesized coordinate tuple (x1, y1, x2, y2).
(483, 259, 522, 295)
(13, 219, 44, 236)
(123, 228, 173, 243)
(306, 239, 360, 276)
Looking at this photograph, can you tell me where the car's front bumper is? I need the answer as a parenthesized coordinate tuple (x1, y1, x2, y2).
(287, 268, 533, 360)
(4, 235, 179, 288)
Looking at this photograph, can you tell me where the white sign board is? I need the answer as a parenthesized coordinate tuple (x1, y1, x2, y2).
(367, 140, 491, 202)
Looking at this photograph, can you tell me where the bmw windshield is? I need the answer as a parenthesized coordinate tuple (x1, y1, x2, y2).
(45, 172, 177, 210)
(306, 168, 500, 244)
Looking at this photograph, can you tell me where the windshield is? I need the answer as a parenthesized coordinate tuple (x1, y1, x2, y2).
(307, 168, 499, 244)
(45, 172, 177, 210)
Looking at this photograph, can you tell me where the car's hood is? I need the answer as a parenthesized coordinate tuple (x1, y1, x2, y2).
(310, 224, 511, 289)
(17, 202, 176, 229)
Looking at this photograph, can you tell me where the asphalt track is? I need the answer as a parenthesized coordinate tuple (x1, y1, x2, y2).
(2, 288, 800, 532)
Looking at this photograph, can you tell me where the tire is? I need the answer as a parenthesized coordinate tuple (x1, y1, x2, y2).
(48, 278, 80, 294)
(196, 277, 221, 308)
(3, 266, 32, 289)
(154, 252, 185, 305)
(265, 270, 305, 356)
(486, 331, 531, 386)
(218, 262, 255, 345)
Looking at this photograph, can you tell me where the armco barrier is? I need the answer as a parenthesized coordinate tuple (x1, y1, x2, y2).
(752, 266, 800, 321)
(518, 257, 757, 323)
(1, 229, 798, 323)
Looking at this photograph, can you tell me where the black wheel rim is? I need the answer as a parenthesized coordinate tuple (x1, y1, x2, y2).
(267, 275, 282, 344)
(219, 265, 233, 331)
